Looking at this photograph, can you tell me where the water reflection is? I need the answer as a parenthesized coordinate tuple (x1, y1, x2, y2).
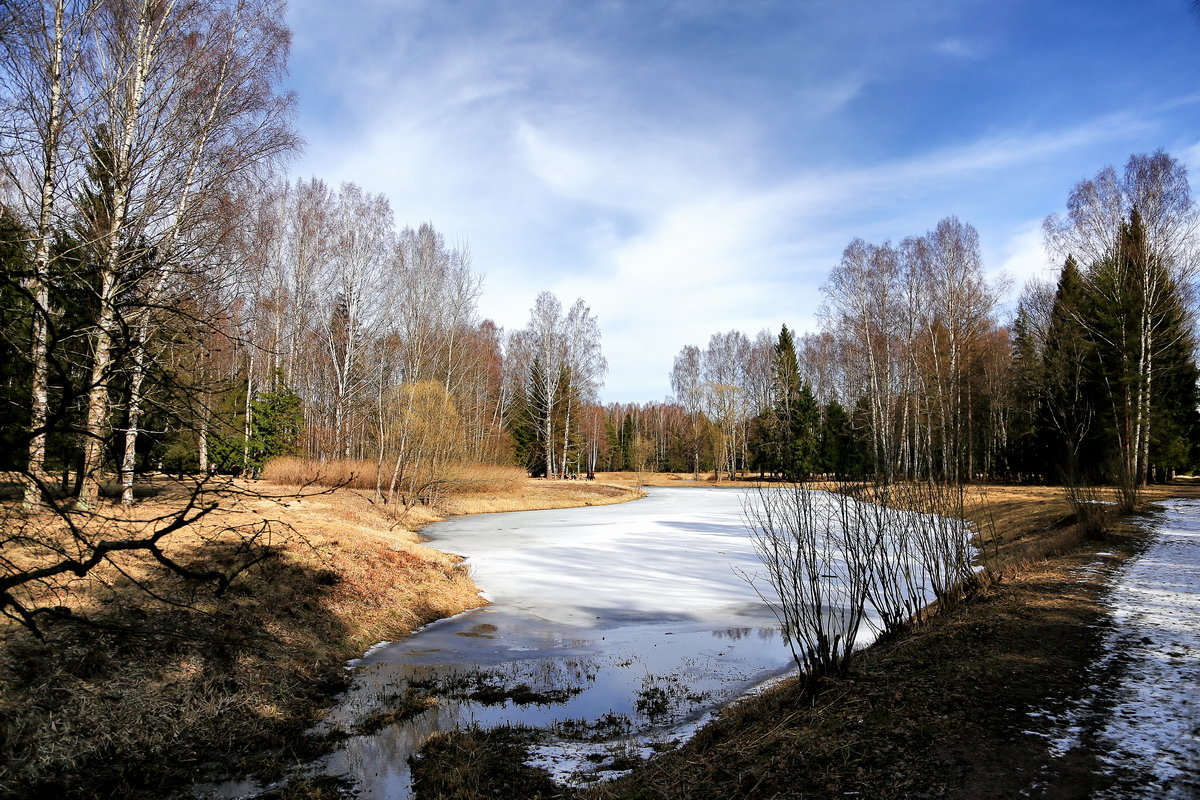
(314, 614, 790, 797)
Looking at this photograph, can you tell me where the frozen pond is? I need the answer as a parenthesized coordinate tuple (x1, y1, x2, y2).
(308, 486, 797, 797)
(200, 484, 965, 799)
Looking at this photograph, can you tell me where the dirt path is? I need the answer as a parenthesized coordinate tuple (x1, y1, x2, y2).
(1038, 499, 1200, 799)
(576, 484, 1200, 800)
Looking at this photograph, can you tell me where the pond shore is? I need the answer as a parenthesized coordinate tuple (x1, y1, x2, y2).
(4, 475, 1197, 799)
(0, 476, 642, 799)
(397, 477, 1200, 800)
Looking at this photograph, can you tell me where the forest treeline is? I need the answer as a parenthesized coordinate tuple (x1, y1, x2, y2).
(613, 152, 1200, 512)
(0, 0, 611, 509)
(1, 3, 1197, 515)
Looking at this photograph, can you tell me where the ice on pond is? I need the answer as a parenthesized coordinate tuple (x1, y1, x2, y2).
(311, 487, 797, 798)
(203, 486, 959, 799)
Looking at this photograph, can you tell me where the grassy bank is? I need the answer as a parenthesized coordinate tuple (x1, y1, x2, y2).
(0, 473, 641, 799)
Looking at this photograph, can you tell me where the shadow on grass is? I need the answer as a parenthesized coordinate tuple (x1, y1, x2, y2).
(0, 538, 354, 800)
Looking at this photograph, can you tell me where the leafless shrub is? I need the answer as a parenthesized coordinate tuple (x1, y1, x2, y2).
(743, 479, 978, 678)
(742, 484, 871, 679)
(1063, 481, 1110, 540)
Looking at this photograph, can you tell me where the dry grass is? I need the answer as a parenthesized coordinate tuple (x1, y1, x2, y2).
(0, 469, 641, 799)
(438, 478, 642, 515)
(261, 456, 378, 489)
(0, 479, 486, 798)
(594, 470, 765, 487)
(262, 457, 526, 497)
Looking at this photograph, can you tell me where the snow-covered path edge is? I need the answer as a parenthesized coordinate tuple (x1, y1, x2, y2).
(1047, 498, 1200, 799)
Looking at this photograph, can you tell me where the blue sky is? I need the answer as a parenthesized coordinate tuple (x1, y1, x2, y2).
(283, 0, 1200, 402)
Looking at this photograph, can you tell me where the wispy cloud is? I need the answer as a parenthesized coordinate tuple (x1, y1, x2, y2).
(284, 0, 1200, 400)
(934, 37, 984, 60)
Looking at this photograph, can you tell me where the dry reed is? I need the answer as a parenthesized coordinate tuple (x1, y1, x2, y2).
(262, 457, 525, 498)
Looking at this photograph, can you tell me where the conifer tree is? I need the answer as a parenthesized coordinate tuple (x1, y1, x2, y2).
(1007, 300, 1046, 479)
(1083, 210, 1194, 503)
(1039, 256, 1096, 483)
(773, 325, 820, 480)
(0, 210, 32, 470)
(515, 356, 551, 477)
(818, 400, 859, 478)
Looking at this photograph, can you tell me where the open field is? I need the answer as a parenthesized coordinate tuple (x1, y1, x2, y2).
(0, 473, 641, 799)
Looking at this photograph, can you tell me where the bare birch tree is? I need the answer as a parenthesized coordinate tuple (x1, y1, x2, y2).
(670, 344, 705, 478)
(558, 298, 607, 476)
(702, 330, 750, 480)
(0, 0, 100, 504)
(821, 239, 906, 478)
(70, 0, 295, 506)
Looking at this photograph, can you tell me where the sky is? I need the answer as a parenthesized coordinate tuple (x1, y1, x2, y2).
(282, 0, 1200, 402)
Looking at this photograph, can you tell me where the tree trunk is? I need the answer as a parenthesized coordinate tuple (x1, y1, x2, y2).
(242, 359, 254, 474)
(198, 409, 209, 474)
(119, 337, 149, 504)
(23, 0, 70, 507)
(78, 268, 120, 508)
(78, 0, 156, 507)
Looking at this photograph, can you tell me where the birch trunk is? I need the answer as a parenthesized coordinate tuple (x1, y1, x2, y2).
(77, 0, 160, 508)
(119, 336, 148, 504)
(197, 408, 209, 473)
(78, 267, 120, 508)
(20, 0, 74, 506)
(242, 359, 253, 473)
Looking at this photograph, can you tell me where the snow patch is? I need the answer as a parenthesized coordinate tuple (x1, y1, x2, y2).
(1046, 499, 1200, 797)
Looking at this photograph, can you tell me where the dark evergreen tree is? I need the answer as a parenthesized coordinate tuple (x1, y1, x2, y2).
(0, 209, 32, 470)
(1006, 301, 1045, 481)
(773, 325, 820, 480)
(1038, 256, 1098, 483)
(620, 413, 635, 471)
(746, 409, 775, 478)
(250, 382, 304, 471)
(818, 400, 863, 478)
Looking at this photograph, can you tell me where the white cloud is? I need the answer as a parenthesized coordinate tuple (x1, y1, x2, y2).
(934, 37, 983, 60)
(283, 0, 1200, 401)
(986, 220, 1056, 318)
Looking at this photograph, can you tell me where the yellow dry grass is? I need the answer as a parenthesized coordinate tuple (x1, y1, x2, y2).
(0, 469, 641, 798)
(594, 470, 765, 487)
(262, 457, 528, 497)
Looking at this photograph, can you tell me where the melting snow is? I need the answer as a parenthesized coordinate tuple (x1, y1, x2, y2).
(1046, 498, 1200, 798)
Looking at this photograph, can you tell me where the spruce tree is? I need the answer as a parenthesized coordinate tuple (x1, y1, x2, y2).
(773, 325, 819, 480)
(1038, 256, 1097, 483)
(508, 357, 549, 477)
(0, 210, 32, 470)
(1061, 209, 1200, 498)
(818, 400, 855, 478)
(1007, 300, 1044, 480)
(620, 413, 635, 471)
